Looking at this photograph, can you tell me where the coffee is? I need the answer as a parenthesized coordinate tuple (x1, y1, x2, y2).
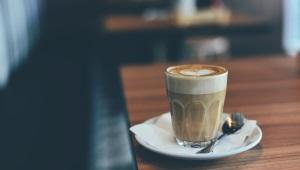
(165, 64, 228, 147)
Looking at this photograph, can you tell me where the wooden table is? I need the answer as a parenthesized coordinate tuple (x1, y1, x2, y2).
(121, 56, 300, 169)
(103, 14, 270, 62)
(104, 15, 266, 33)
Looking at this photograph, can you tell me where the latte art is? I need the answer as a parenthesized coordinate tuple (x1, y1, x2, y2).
(167, 65, 226, 77)
(179, 69, 213, 76)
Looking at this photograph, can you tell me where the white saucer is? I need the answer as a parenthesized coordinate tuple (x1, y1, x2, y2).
(135, 113, 262, 160)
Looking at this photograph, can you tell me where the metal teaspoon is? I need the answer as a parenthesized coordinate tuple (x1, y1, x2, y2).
(196, 112, 245, 154)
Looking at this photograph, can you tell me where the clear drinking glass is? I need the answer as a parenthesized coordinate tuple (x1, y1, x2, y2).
(165, 65, 228, 147)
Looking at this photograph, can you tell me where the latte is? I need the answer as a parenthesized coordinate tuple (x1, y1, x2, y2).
(165, 65, 228, 147)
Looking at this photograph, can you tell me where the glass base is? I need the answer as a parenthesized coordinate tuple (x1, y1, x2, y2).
(175, 138, 216, 148)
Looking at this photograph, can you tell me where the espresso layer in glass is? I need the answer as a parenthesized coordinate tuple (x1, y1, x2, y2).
(167, 90, 226, 142)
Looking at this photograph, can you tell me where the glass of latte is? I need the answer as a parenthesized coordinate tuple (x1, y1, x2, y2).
(165, 65, 228, 147)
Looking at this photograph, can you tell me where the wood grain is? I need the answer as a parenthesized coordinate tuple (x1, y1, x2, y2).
(121, 56, 300, 170)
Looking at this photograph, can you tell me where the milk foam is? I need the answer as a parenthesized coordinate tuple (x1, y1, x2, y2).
(166, 65, 227, 94)
(180, 69, 214, 76)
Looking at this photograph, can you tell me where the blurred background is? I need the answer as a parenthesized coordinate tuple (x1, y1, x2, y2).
(0, 0, 299, 170)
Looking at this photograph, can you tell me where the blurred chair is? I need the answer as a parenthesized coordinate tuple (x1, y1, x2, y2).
(184, 37, 230, 61)
(224, 0, 283, 56)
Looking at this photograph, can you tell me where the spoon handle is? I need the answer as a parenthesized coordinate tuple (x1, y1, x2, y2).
(196, 134, 226, 154)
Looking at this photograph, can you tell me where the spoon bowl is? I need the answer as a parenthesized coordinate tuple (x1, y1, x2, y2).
(222, 112, 245, 134)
